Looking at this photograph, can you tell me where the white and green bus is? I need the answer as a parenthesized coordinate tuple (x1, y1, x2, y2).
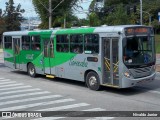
(3, 25, 156, 90)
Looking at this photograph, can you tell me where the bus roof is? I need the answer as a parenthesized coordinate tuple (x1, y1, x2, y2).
(3, 25, 148, 36)
(3, 31, 29, 36)
(54, 25, 147, 34)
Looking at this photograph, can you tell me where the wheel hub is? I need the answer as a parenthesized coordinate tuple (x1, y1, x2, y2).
(30, 68, 34, 75)
(89, 76, 97, 86)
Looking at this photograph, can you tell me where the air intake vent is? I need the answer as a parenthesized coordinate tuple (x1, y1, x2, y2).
(129, 66, 152, 78)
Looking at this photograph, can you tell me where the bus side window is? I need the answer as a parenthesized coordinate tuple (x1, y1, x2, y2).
(4, 36, 12, 49)
(31, 36, 41, 51)
(70, 34, 83, 54)
(56, 35, 69, 53)
(84, 34, 99, 54)
(22, 36, 30, 50)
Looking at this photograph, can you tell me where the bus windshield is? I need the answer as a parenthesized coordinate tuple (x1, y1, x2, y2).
(123, 36, 155, 67)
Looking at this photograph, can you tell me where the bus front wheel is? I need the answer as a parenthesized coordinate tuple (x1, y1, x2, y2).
(86, 72, 100, 91)
(28, 63, 36, 77)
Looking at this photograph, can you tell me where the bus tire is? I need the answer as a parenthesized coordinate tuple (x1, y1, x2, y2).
(28, 63, 36, 77)
(86, 71, 100, 91)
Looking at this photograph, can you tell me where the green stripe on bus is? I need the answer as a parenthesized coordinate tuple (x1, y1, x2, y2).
(28, 30, 77, 68)
(55, 27, 95, 34)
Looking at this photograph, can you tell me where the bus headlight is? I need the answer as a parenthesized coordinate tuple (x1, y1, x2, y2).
(124, 71, 131, 78)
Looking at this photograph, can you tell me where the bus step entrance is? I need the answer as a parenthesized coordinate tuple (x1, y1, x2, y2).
(46, 75, 55, 78)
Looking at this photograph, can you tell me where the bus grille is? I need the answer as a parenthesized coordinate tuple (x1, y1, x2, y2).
(129, 66, 152, 78)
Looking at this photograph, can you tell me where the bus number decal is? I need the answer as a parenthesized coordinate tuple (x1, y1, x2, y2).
(26, 54, 34, 60)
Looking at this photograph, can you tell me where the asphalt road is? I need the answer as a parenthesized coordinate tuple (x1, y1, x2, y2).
(0, 52, 160, 120)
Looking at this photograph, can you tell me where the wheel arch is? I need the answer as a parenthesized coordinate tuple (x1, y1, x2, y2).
(85, 69, 101, 91)
(27, 62, 33, 69)
(84, 69, 99, 82)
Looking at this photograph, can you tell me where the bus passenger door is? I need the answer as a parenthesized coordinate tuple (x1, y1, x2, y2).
(43, 39, 54, 74)
(103, 37, 119, 87)
(13, 37, 21, 69)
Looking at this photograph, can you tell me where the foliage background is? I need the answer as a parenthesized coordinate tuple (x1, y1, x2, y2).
(32, 0, 82, 28)
(0, 0, 24, 45)
(1, 0, 160, 52)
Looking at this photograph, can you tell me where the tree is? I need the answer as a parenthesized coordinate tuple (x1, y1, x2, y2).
(142, 0, 160, 31)
(104, 4, 129, 25)
(3, 0, 25, 31)
(89, 12, 101, 26)
(0, 9, 6, 44)
(32, 0, 82, 28)
(0, 9, 7, 35)
(88, 0, 160, 29)
(78, 18, 90, 26)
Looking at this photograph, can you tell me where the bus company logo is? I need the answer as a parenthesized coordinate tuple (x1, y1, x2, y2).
(69, 58, 88, 67)
(2, 112, 11, 118)
(1, 112, 42, 118)
(26, 54, 34, 60)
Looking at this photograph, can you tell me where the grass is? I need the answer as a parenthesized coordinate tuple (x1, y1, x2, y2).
(155, 34, 160, 53)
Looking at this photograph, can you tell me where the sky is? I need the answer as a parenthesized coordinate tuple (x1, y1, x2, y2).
(0, 0, 92, 19)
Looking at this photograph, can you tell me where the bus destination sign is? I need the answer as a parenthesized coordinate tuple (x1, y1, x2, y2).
(125, 27, 151, 36)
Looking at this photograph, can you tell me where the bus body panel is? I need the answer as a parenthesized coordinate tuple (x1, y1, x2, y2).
(4, 50, 14, 69)
(53, 54, 101, 82)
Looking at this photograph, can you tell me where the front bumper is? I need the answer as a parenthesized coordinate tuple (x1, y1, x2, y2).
(121, 72, 156, 88)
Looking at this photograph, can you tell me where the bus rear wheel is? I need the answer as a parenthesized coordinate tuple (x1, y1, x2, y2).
(86, 71, 100, 91)
(28, 63, 36, 77)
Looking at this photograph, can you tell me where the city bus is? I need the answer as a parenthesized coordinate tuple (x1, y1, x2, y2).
(3, 25, 156, 90)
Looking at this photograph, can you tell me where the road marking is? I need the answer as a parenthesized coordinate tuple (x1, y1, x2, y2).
(149, 90, 160, 94)
(84, 109, 115, 120)
(0, 95, 62, 106)
(86, 117, 115, 120)
(38, 103, 90, 111)
(83, 108, 114, 120)
(0, 88, 41, 96)
(33, 117, 113, 120)
(83, 108, 106, 111)
(0, 77, 107, 120)
(0, 98, 75, 111)
(32, 117, 65, 120)
(0, 85, 32, 91)
(0, 79, 11, 82)
(31, 108, 106, 120)
(32, 108, 106, 120)
(0, 91, 50, 100)
(0, 81, 16, 85)
(0, 83, 24, 88)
